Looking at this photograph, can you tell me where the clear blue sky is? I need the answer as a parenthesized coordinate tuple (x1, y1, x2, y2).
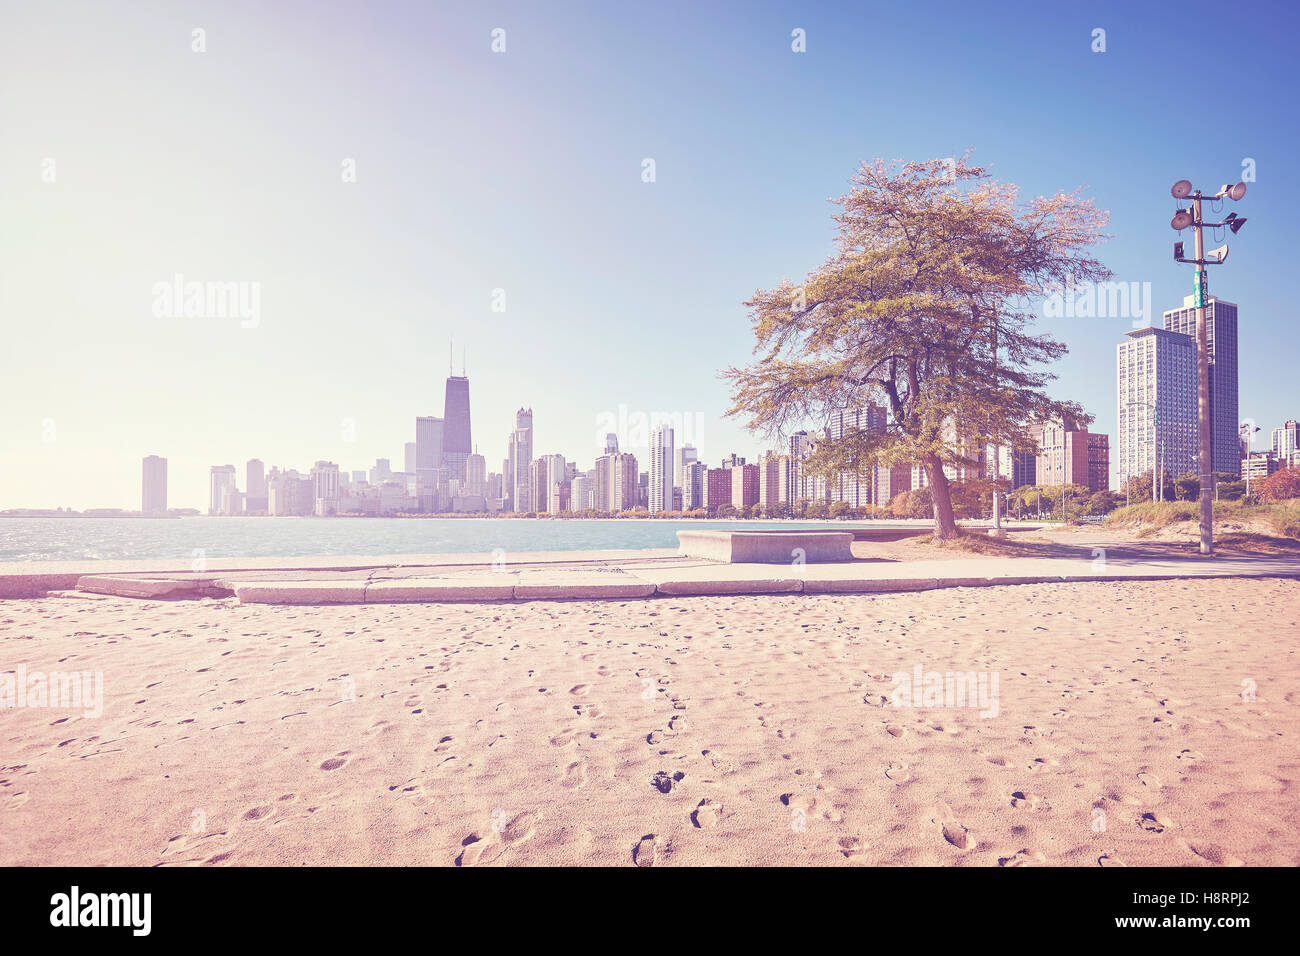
(2, 0, 1296, 508)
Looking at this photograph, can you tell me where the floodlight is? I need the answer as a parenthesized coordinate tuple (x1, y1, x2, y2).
(1171, 180, 1194, 199)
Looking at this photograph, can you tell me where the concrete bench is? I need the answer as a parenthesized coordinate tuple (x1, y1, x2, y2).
(677, 530, 854, 564)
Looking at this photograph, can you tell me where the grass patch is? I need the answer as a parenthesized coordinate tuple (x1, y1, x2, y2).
(1106, 500, 1300, 541)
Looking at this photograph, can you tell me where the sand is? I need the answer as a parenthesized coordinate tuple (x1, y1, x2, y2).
(1, 578, 1297, 866)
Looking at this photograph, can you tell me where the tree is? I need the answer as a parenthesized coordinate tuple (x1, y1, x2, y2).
(829, 500, 851, 519)
(1257, 466, 1300, 503)
(725, 155, 1109, 540)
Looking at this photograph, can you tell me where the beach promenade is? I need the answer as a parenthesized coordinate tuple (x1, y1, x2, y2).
(3, 526, 1299, 603)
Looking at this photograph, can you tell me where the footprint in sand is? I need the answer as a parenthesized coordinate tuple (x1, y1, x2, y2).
(884, 725, 907, 738)
(1010, 791, 1049, 811)
(691, 798, 723, 828)
(929, 802, 972, 851)
(242, 805, 274, 822)
(633, 833, 659, 867)
(1139, 811, 1175, 834)
(1026, 756, 1060, 773)
(651, 770, 684, 794)
(569, 684, 589, 696)
(319, 752, 350, 771)
(1098, 851, 1126, 867)
(1176, 749, 1204, 763)
(998, 848, 1046, 867)
(702, 750, 734, 774)
(1180, 840, 1243, 866)
(549, 730, 578, 748)
(561, 761, 588, 790)
(837, 836, 866, 859)
(1136, 771, 1162, 790)
(885, 762, 911, 783)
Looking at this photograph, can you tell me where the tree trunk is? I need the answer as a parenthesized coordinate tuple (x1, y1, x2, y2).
(922, 454, 959, 541)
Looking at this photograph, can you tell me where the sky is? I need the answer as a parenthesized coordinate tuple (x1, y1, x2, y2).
(2, 0, 1297, 509)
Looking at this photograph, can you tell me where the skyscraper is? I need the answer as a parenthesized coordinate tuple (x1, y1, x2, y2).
(209, 465, 236, 515)
(828, 404, 888, 507)
(1272, 420, 1299, 461)
(404, 442, 417, 475)
(245, 458, 267, 513)
(1163, 295, 1239, 476)
(311, 460, 341, 516)
(649, 424, 674, 513)
(674, 443, 698, 490)
(465, 453, 486, 497)
(415, 416, 444, 506)
(142, 455, 167, 515)
(1117, 327, 1197, 488)
(442, 373, 472, 485)
(509, 408, 533, 512)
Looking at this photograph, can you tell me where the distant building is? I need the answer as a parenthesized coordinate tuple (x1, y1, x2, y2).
(1243, 451, 1280, 484)
(404, 442, 417, 475)
(1036, 422, 1110, 492)
(268, 467, 313, 516)
(1118, 327, 1197, 488)
(509, 408, 534, 512)
(682, 461, 706, 511)
(731, 463, 759, 509)
(311, 460, 341, 516)
(415, 415, 445, 508)
(720, 453, 745, 469)
(465, 453, 486, 497)
(703, 468, 732, 513)
(757, 452, 781, 511)
(209, 465, 236, 515)
(1272, 420, 1299, 461)
(1163, 295, 1239, 476)
(442, 373, 472, 485)
(594, 452, 638, 512)
(827, 404, 888, 507)
(674, 444, 698, 490)
(570, 473, 590, 512)
(142, 455, 167, 515)
(649, 425, 674, 514)
(369, 458, 393, 486)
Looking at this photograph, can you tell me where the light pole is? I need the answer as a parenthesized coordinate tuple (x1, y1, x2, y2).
(1170, 178, 1248, 555)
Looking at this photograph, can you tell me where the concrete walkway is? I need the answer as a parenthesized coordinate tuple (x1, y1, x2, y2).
(5, 542, 1298, 603)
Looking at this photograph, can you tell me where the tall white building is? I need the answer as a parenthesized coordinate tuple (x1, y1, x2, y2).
(415, 416, 444, 502)
(1272, 420, 1299, 461)
(509, 408, 534, 512)
(311, 460, 341, 516)
(1117, 327, 1197, 488)
(649, 425, 674, 513)
(570, 473, 590, 513)
(209, 465, 236, 515)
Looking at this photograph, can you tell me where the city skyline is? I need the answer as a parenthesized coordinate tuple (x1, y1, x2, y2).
(3, 1, 1296, 510)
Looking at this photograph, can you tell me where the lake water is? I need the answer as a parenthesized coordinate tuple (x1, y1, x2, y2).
(0, 516, 928, 563)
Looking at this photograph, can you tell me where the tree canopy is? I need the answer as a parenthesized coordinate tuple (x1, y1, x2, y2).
(725, 155, 1110, 538)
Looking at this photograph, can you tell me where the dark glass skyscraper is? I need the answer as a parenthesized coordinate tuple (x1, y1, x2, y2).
(442, 374, 472, 484)
(1162, 295, 1239, 476)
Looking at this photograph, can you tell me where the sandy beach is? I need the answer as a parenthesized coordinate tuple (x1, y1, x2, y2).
(2, 578, 1297, 866)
